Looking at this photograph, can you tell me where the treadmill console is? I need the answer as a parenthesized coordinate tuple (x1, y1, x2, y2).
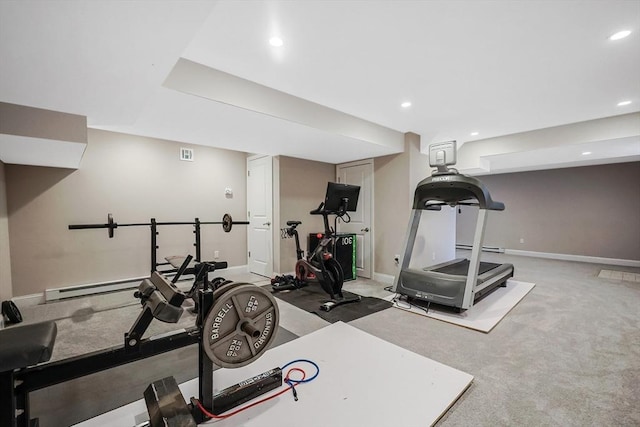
(429, 141, 457, 169)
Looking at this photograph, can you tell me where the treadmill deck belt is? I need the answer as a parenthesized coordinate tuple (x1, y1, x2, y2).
(433, 259, 501, 276)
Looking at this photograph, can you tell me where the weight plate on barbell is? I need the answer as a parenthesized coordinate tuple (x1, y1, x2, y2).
(202, 283, 279, 368)
(222, 213, 233, 232)
(107, 213, 115, 238)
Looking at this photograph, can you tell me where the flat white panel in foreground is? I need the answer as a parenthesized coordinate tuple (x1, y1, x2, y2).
(388, 279, 535, 333)
(75, 321, 473, 427)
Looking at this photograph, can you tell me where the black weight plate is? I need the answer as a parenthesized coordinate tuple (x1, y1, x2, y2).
(2, 300, 23, 324)
(325, 258, 344, 294)
(222, 214, 232, 232)
(202, 283, 279, 368)
(210, 277, 233, 290)
(108, 213, 115, 238)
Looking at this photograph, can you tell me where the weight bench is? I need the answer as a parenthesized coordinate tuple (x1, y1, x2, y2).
(1, 267, 208, 427)
(0, 321, 57, 427)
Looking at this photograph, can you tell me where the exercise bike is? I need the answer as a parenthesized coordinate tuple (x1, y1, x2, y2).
(274, 182, 362, 312)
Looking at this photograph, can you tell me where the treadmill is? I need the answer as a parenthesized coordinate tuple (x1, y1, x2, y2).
(393, 141, 514, 311)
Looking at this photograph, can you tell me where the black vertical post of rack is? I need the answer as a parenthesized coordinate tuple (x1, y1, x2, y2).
(194, 288, 214, 423)
(1, 369, 17, 427)
(194, 218, 202, 262)
(151, 218, 157, 274)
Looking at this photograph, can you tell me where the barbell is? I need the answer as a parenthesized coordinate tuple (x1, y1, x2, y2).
(68, 213, 249, 238)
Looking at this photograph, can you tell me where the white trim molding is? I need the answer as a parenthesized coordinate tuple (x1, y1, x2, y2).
(14, 265, 252, 306)
(45, 276, 147, 302)
(504, 249, 640, 268)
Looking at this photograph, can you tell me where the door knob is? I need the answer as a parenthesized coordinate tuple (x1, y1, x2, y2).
(361, 227, 369, 232)
(263, 222, 271, 226)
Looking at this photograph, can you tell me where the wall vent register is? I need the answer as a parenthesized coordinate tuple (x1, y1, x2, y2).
(180, 147, 194, 161)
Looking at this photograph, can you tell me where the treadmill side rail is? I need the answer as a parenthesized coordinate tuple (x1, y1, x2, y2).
(462, 209, 488, 309)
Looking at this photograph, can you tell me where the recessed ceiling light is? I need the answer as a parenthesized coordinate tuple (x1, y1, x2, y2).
(617, 100, 632, 106)
(609, 30, 631, 41)
(401, 101, 412, 108)
(470, 132, 479, 136)
(269, 36, 283, 47)
(582, 151, 592, 155)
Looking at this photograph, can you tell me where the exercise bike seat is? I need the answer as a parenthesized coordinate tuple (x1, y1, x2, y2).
(286, 221, 301, 226)
(0, 321, 57, 371)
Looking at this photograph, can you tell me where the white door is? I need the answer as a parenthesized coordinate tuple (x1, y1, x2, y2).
(247, 155, 273, 277)
(337, 159, 373, 278)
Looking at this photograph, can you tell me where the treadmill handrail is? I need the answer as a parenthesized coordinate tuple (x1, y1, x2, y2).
(413, 173, 505, 210)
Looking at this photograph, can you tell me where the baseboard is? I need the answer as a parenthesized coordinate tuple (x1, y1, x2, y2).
(504, 249, 640, 268)
(19, 264, 252, 306)
(11, 293, 45, 308)
(373, 272, 395, 285)
(45, 276, 148, 302)
(456, 244, 504, 253)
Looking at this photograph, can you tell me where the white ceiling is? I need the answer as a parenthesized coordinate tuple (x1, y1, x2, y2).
(474, 135, 640, 175)
(1, 0, 639, 169)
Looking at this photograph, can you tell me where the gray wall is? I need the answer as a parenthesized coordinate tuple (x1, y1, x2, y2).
(407, 132, 456, 269)
(0, 160, 11, 300)
(5, 124, 637, 298)
(277, 156, 334, 273)
(457, 162, 640, 260)
(6, 129, 248, 297)
(374, 133, 457, 277)
(374, 146, 410, 276)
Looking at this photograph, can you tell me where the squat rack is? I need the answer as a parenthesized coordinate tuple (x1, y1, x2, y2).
(68, 213, 249, 274)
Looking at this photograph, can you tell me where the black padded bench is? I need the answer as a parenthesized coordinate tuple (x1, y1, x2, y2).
(0, 321, 57, 371)
(0, 321, 57, 427)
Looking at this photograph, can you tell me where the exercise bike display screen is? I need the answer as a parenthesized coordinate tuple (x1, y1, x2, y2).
(324, 182, 360, 212)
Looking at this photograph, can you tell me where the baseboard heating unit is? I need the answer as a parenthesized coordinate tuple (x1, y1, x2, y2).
(45, 277, 147, 302)
(456, 244, 505, 253)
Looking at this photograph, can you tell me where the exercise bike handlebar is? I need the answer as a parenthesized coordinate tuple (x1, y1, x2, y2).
(309, 200, 349, 217)
(309, 202, 325, 215)
(309, 198, 352, 237)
